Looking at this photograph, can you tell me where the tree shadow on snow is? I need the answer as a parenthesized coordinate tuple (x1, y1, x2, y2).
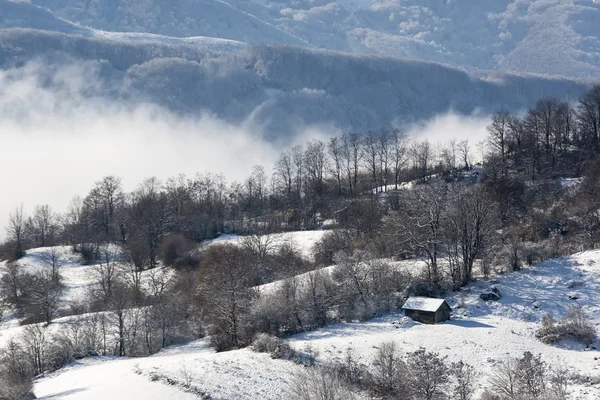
(445, 320, 495, 329)
(36, 387, 88, 399)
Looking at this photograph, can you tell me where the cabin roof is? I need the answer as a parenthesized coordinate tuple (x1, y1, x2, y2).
(402, 296, 449, 313)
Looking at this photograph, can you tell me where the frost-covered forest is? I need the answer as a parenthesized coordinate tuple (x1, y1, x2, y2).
(0, 29, 592, 137)
(3, 0, 600, 78)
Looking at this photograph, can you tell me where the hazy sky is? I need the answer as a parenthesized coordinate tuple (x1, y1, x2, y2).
(0, 60, 490, 241)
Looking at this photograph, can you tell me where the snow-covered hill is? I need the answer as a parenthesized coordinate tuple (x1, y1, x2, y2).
(25, 249, 600, 399)
(0, 246, 171, 326)
(6, 0, 600, 78)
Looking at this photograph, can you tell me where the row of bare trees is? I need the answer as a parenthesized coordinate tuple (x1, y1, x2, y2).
(289, 345, 570, 400)
(0, 129, 474, 262)
(486, 85, 600, 181)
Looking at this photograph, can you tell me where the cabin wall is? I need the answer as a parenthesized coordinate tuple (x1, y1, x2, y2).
(435, 307, 451, 323)
(405, 309, 436, 324)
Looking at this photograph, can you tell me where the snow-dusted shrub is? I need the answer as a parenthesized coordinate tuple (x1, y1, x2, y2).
(535, 314, 562, 345)
(370, 341, 406, 397)
(561, 306, 596, 345)
(75, 243, 100, 265)
(313, 229, 355, 267)
(251, 333, 298, 360)
(489, 352, 569, 400)
(406, 348, 450, 400)
(331, 347, 368, 390)
(536, 307, 596, 346)
(251, 333, 280, 355)
(0, 340, 34, 400)
(479, 391, 502, 400)
(288, 366, 360, 400)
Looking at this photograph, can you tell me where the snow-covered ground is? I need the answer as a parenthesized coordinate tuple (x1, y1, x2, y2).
(204, 230, 328, 260)
(34, 339, 303, 400)
(90, 30, 249, 53)
(0, 245, 171, 328)
(289, 251, 600, 398)
(0, 246, 100, 308)
(5, 247, 600, 399)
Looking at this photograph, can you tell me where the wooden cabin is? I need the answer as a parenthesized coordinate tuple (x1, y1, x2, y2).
(402, 297, 451, 324)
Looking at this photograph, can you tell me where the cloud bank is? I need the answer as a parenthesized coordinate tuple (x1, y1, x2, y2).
(0, 60, 333, 240)
(0, 59, 492, 241)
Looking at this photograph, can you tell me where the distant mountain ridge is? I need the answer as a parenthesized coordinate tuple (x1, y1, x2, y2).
(1, 0, 598, 140)
(3, 0, 599, 78)
(0, 28, 590, 139)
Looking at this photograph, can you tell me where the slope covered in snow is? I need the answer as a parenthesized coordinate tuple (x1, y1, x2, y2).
(28, 250, 600, 399)
(33, 340, 303, 400)
(0, 246, 171, 324)
(205, 230, 327, 260)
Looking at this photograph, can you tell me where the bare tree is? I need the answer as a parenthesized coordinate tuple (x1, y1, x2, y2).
(460, 140, 473, 172)
(304, 140, 327, 198)
(406, 348, 449, 400)
(341, 132, 362, 195)
(328, 137, 344, 196)
(128, 178, 173, 268)
(450, 360, 477, 400)
(377, 129, 393, 191)
(371, 341, 406, 397)
(363, 131, 380, 192)
(578, 84, 600, 152)
(439, 138, 458, 173)
(27, 205, 57, 247)
(391, 129, 408, 189)
(333, 250, 374, 317)
(0, 262, 26, 307)
(410, 140, 433, 182)
(241, 234, 277, 261)
(6, 205, 27, 259)
(445, 185, 499, 287)
(274, 150, 295, 203)
(93, 245, 121, 304)
(198, 244, 255, 350)
(487, 109, 511, 176)
(22, 270, 62, 324)
(392, 185, 446, 285)
(40, 246, 63, 283)
(0, 339, 33, 399)
(21, 324, 48, 375)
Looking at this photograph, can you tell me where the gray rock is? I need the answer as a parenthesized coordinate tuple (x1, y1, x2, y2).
(480, 292, 501, 301)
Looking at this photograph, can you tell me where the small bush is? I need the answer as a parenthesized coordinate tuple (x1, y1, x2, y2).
(535, 314, 562, 345)
(536, 307, 597, 346)
(251, 333, 298, 361)
(288, 367, 360, 400)
(251, 333, 279, 355)
(75, 243, 99, 265)
(562, 306, 596, 345)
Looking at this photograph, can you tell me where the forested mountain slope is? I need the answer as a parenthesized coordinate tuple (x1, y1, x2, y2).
(0, 29, 592, 138)
(10, 0, 600, 78)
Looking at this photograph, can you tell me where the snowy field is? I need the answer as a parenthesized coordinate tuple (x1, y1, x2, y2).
(204, 230, 328, 260)
(34, 340, 303, 400)
(290, 253, 600, 398)
(26, 250, 600, 399)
